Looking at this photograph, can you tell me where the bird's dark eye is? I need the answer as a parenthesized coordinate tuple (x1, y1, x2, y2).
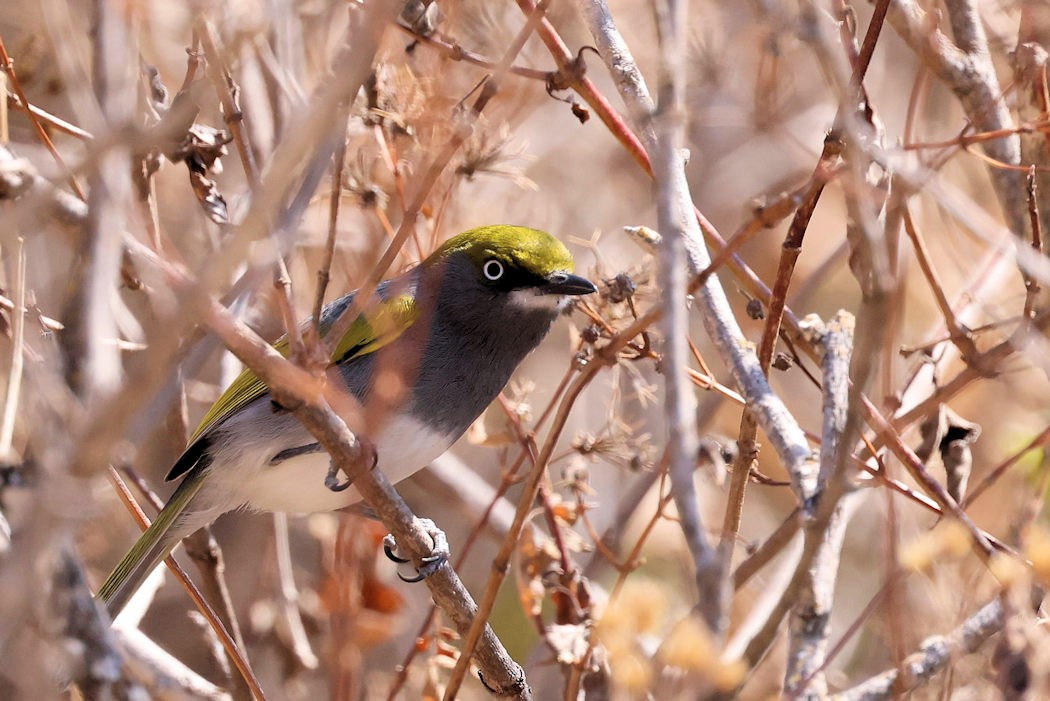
(482, 258, 504, 281)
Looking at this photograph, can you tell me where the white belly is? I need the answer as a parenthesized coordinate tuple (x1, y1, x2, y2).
(231, 413, 455, 514)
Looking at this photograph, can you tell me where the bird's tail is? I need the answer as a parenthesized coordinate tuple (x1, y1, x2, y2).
(95, 474, 206, 618)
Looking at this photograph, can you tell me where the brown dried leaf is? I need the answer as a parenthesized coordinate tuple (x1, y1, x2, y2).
(916, 405, 981, 503)
(187, 165, 229, 224)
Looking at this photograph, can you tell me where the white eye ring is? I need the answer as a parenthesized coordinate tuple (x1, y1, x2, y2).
(483, 258, 504, 281)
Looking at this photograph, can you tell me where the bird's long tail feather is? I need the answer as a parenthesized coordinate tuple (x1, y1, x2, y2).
(95, 474, 207, 618)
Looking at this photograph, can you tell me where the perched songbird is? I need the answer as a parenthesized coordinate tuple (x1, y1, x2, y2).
(97, 225, 596, 616)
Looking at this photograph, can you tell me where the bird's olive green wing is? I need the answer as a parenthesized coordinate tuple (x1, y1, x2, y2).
(184, 293, 420, 448)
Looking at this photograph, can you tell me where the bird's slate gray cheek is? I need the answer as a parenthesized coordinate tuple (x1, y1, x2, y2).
(404, 255, 558, 436)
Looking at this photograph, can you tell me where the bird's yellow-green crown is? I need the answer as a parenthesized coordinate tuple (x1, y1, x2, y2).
(429, 225, 575, 277)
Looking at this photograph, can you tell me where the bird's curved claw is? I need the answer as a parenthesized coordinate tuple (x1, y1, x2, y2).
(324, 468, 353, 492)
(324, 444, 378, 493)
(382, 536, 411, 564)
(382, 518, 450, 583)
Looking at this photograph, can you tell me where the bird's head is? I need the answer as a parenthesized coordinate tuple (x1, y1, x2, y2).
(424, 225, 596, 314)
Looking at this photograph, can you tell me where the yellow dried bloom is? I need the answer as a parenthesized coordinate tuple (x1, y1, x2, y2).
(1025, 525, 1050, 585)
(989, 553, 1027, 587)
(661, 618, 714, 671)
(609, 648, 653, 695)
(899, 520, 972, 572)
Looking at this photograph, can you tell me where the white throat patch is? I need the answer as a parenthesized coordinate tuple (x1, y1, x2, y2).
(508, 288, 568, 313)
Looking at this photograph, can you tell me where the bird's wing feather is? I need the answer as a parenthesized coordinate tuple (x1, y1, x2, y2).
(97, 293, 420, 617)
(95, 468, 209, 617)
(184, 291, 420, 448)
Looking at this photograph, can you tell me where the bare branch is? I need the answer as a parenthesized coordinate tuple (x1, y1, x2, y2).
(830, 597, 1007, 701)
(785, 311, 855, 698)
(651, 0, 725, 632)
(578, 0, 816, 514)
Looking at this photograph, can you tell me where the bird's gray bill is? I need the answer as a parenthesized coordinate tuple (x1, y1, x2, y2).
(543, 272, 598, 296)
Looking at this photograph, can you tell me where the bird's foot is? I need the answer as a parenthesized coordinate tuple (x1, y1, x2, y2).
(383, 518, 450, 583)
(323, 444, 378, 492)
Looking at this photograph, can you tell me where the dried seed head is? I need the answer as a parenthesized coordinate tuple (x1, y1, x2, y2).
(604, 273, 637, 304)
(456, 122, 536, 190)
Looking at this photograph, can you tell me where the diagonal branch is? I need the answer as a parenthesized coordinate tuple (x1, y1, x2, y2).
(576, 0, 816, 509)
(830, 596, 1008, 701)
(651, 0, 725, 633)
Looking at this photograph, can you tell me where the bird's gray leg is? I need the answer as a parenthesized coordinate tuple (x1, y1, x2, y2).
(323, 445, 378, 492)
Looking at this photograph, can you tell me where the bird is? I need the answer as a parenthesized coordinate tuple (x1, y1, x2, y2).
(95, 224, 596, 617)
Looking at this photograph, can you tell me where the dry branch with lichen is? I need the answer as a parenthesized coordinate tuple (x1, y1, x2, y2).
(1, 1, 1049, 700)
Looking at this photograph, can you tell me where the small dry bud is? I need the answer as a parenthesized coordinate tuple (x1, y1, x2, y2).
(604, 273, 637, 303)
(772, 352, 793, 371)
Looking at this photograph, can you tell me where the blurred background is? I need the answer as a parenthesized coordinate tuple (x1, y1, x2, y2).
(1, 0, 1048, 699)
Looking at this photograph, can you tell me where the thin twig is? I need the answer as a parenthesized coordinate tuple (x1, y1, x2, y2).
(829, 596, 1007, 701)
(964, 423, 1050, 507)
(5, 92, 94, 141)
(901, 204, 980, 361)
(271, 513, 319, 671)
(393, 23, 550, 81)
(723, 139, 841, 550)
(785, 311, 855, 698)
(0, 238, 26, 461)
(651, 0, 723, 633)
(196, 19, 303, 363)
(577, 0, 817, 516)
(1023, 166, 1043, 322)
(106, 467, 268, 701)
(311, 107, 351, 330)
(0, 38, 86, 199)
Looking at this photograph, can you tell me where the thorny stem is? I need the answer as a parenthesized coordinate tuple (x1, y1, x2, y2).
(515, 0, 654, 176)
(394, 23, 550, 82)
